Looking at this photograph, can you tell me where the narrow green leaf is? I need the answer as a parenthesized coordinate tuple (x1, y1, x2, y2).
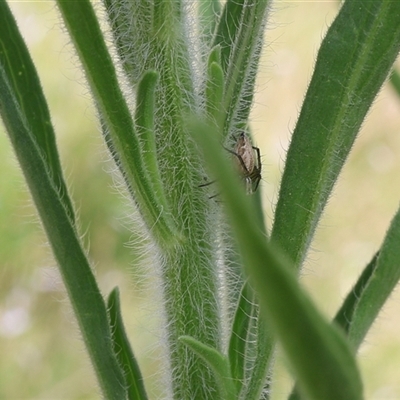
(228, 280, 274, 399)
(214, 0, 271, 136)
(208, 44, 221, 66)
(334, 252, 378, 336)
(228, 282, 253, 391)
(191, 120, 363, 400)
(345, 207, 400, 349)
(0, 1, 74, 222)
(179, 336, 237, 400)
(291, 234, 397, 400)
(244, 313, 273, 400)
(0, 66, 127, 400)
(288, 251, 379, 399)
(135, 71, 158, 154)
(135, 70, 171, 213)
(205, 55, 225, 131)
(213, 0, 246, 74)
(108, 288, 148, 400)
(271, 1, 400, 269)
(56, 0, 180, 247)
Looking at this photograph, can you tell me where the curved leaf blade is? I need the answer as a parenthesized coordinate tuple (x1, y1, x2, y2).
(228, 282, 274, 399)
(179, 335, 237, 400)
(0, 1, 74, 222)
(191, 120, 363, 400)
(228, 282, 253, 392)
(56, 0, 180, 247)
(334, 252, 378, 336)
(271, 1, 400, 270)
(108, 288, 148, 400)
(213, 0, 271, 137)
(345, 207, 400, 348)
(0, 65, 127, 400)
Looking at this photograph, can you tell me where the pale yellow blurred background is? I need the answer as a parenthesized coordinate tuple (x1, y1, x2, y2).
(1, 1, 400, 399)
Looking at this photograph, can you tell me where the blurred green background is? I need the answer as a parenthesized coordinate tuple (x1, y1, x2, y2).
(1, 2, 400, 399)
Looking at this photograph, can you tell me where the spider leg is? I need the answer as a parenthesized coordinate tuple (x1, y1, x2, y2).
(199, 180, 216, 188)
(252, 174, 261, 192)
(224, 146, 250, 175)
(252, 146, 262, 172)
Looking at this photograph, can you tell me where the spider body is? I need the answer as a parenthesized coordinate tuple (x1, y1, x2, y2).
(199, 132, 262, 196)
(229, 132, 262, 194)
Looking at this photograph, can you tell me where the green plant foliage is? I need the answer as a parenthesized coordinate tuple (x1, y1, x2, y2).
(339, 206, 400, 349)
(271, 0, 400, 270)
(1, 0, 400, 399)
(0, 1, 74, 221)
(108, 288, 148, 400)
(192, 120, 363, 400)
(179, 335, 237, 399)
(0, 3, 127, 399)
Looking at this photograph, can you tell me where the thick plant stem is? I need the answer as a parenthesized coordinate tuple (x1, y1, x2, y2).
(103, 1, 222, 397)
(151, 28, 222, 400)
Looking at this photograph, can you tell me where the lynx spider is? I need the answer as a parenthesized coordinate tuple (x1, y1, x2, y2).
(228, 132, 262, 194)
(199, 132, 262, 195)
